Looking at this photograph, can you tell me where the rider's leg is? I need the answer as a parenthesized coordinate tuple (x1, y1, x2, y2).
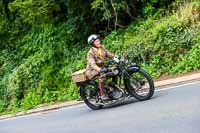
(99, 76, 106, 95)
(99, 76, 109, 100)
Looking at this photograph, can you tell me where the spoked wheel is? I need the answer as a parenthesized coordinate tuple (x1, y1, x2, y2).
(126, 68, 154, 101)
(80, 81, 103, 110)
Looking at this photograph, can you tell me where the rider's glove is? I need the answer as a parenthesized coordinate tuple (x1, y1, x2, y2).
(100, 67, 108, 73)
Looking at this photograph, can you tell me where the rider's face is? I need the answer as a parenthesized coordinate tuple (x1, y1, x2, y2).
(93, 39, 101, 48)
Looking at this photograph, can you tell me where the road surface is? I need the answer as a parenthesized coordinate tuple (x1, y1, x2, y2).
(0, 82, 200, 133)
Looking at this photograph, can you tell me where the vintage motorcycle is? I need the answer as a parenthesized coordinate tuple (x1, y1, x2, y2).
(73, 56, 154, 110)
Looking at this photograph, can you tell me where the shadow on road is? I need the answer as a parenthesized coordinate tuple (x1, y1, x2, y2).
(102, 95, 159, 110)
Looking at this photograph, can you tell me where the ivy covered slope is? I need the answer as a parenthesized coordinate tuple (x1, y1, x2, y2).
(0, 1, 200, 114)
(0, 24, 88, 113)
(104, 3, 200, 78)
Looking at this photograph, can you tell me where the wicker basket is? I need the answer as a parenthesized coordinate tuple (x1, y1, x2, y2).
(72, 69, 88, 83)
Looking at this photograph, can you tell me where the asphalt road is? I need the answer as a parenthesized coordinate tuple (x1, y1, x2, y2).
(0, 82, 200, 133)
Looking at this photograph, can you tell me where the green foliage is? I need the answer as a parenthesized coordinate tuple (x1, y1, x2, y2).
(0, 22, 87, 113)
(171, 32, 200, 73)
(9, 0, 61, 24)
(0, 100, 6, 112)
(91, 0, 128, 21)
(104, 13, 200, 78)
(21, 90, 42, 110)
(139, 0, 176, 17)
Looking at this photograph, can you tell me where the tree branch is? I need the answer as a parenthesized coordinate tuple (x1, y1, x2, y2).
(110, 0, 118, 30)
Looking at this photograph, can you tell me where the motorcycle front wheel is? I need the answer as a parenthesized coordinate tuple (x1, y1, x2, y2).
(126, 68, 154, 101)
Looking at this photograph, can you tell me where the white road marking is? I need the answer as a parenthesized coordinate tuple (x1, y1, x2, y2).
(155, 81, 200, 92)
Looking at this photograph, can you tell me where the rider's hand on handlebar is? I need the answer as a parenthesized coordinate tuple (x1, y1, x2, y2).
(99, 67, 109, 73)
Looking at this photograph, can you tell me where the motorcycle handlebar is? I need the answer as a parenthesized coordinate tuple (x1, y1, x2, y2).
(113, 56, 128, 64)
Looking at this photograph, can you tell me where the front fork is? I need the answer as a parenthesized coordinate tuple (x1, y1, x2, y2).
(122, 65, 142, 93)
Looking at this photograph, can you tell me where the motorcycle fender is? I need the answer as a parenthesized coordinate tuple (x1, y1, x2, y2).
(127, 65, 140, 72)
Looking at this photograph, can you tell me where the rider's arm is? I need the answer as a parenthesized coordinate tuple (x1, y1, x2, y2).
(105, 50, 115, 58)
(102, 47, 115, 58)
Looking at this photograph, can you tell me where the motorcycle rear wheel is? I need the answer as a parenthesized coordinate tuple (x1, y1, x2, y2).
(80, 82, 103, 110)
